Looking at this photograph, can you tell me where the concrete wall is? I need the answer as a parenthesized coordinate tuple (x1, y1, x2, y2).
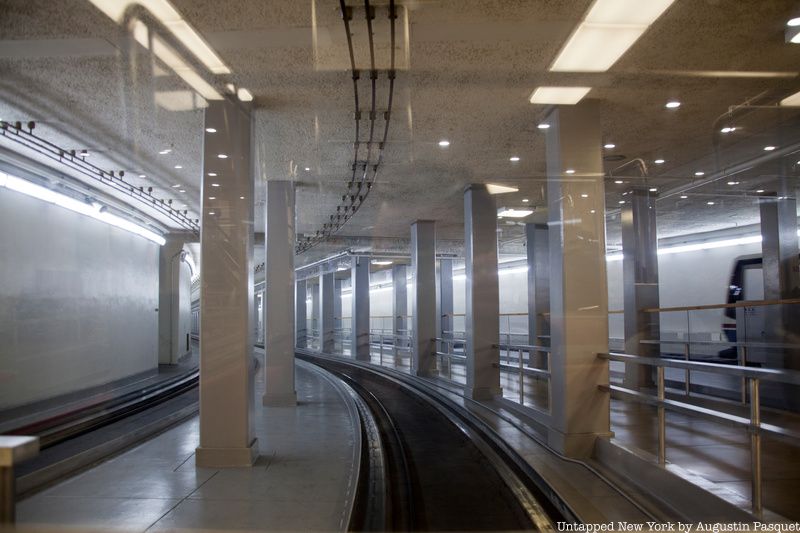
(0, 189, 159, 409)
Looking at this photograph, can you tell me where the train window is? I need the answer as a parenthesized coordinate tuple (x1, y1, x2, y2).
(742, 266, 764, 301)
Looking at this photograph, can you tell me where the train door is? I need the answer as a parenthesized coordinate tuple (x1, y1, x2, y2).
(737, 262, 769, 364)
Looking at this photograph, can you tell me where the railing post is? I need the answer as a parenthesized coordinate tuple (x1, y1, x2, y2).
(657, 366, 666, 465)
(518, 348, 524, 405)
(740, 345, 748, 404)
(379, 332, 384, 366)
(750, 377, 762, 516)
(683, 342, 690, 396)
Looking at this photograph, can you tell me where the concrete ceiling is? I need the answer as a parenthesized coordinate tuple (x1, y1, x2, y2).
(2, 0, 800, 264)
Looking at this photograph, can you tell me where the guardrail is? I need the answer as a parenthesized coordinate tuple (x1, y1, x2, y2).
(599, 351, 800, 516)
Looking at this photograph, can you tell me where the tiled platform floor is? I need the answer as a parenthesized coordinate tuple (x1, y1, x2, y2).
(15, 354, 359, 532)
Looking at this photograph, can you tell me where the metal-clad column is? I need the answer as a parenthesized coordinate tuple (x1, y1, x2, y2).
(544, 100, 611, 458)
(392, 264, 408, 360)
(439, 258, 454, 342)
(412, 221, 437, 376)
(621, 188, 659, 389)
(158, 234, 192, 365)
(320, 272, 335, 353)
(334, 277, 343, 349)
(351, 256, 371, 361)
(295, 279, 307, 348)
(310, 277, 320, 349)
(525, 224, 549, 366)
(759, 189, 800, 409)
(464, 185, 502, 399)
(263, 180, 297, 406)
(196, 97, 257, 467)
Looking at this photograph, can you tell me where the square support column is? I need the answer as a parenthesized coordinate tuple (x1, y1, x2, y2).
(351, 256, 371, 361)
(295, 279, 307, 348)
(392, 264, 408, 360)
(544, 101, 611, 458)
(464, 185, 502, 400)
(320, 272, 335, 353)
(196, 97, 257, 467)
(621, 189, 659, 390)
(263, 180, 297, 407)
(525, 224, 549, 367)
(158, 234, 193, 365)
(759, 191, 800, 409)
(439, 258, 454, 344)
(412, 221, 437, 376)
(334, 278, 343, 349)
(310, 277, 320, 349)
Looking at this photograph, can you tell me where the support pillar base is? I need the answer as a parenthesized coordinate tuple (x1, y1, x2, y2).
(195, 439, 259, 467)
(262, 391, 297, 407)
(547, 428, 614, 458)
(464, 386, 502, 401)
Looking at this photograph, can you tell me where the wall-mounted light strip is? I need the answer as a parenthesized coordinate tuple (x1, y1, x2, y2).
(0, 172, 166, 246)
(605, 233, 779, 262)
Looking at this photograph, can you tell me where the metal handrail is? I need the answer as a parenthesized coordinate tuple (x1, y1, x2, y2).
(640, 338, 800, 350)
(599, 350, 800, 516)
(495, 342, 552, 353)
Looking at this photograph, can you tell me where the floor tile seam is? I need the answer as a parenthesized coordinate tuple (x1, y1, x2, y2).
(143, 470, 220, 532)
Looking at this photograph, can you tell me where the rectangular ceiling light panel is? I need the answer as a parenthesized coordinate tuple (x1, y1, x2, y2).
(550, 0, 675, 72)
(486, 184, 519, 194)
(529, 86, 592, 105)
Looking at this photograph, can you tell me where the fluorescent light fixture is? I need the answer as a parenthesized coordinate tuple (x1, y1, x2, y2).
(789, 17, 800, 27)
(211, 183, 220, 187)
(619, 200, 625, 204)
(174, 164, 183, 169)
(529, 86, 592, 105)
(614, 180, 623, 184)
(159, 149, 172, 155)
(205, 127, 216, 133)
(694, 171, 704, 176)
(509, 156, 520, 162)
(764, 145, 776, 151)
(438, 140, 450, 147)
(720, 126, 736, 133)
(179, 189, 186, 193)
(654, 159, 665, 164)
(208, 196, 216, 200)
(537, 123, 550, 129)
(208, 172, 217, 177)
(371, 260, 393, 266)
(304, 167, 311, 171)
(497, 207, 534, 218)
(604, 143, 616, 149)
(550, 0, 674, 72)
(727, 181, 739, 186)
(565, 169, 576, 174)
(780, 90, 800, 106)
(665, 101, 681, 109)
(707, 201, 715, 205)
(522, 198, 529, 203)
(756, 189, 765, 193)
(139, 174, 147, 178)
(581, 193, 589, 198)
(87, 0, 230, 74)
(649, 187, 657, 192)
(680, 195, 688, 199)
(209, 211, 215, 215)
(217, 154, 228, 159)
(486, 184, 519, 194)
(237, 88, 253, 102)
(171, 184, 180, 188)
(0, 172, 165, 245)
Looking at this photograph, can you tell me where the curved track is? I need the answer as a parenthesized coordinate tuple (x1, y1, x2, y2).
(302, 353, 561, 531)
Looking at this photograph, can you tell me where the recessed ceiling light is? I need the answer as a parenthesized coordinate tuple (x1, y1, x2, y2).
(438, 140, 450, 147)
(764, 145, 776, 151)
(522, 198, 529, 203)
(211, 183, 220, 187)
(789, 17, 800, 26)
(707, 201, 715, 205)
(486, 184, 519, 194)
(604, 143, 616, 149)
(209, 196, 216, 200)
(619, 200, 625, 204)
(590, 209, 596, 213)
(580, 193, 589, 198)
(756, 189, 765, 193)
(205, 127, 217, 133)
(680, 195, 688, 199)
(694, 171, 705, 176)
(208, 172, 217, 177)
(720, 126, 737, 133)
(565, 169, 576, 174)
(727, 181, 739, 185)
(509, 156, 520, 162)
(654, 159, 665, 164)
(171, 184, 180, 188)
(614, 180, 623, 184)
(179, 189, 186, 193)
(537, 123, 550, 129)
(174, 165, 183, 169)
(218, 154, 228, 159)
(529, 86, 592, 105)
(649, 187, 657, 192)
(240, 196, 245, 200)
(304, 167, 310, 171)
(209, 211, 215, 215)
(665, 101, 681, 109)
(159, 149, 172, 155)
(497, 207, 534, 218)
(138, 174, 146, 178)
(237, 88, 254, 102)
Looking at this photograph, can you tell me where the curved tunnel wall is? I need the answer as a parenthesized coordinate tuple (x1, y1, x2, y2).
(0, 188, 159, 410)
